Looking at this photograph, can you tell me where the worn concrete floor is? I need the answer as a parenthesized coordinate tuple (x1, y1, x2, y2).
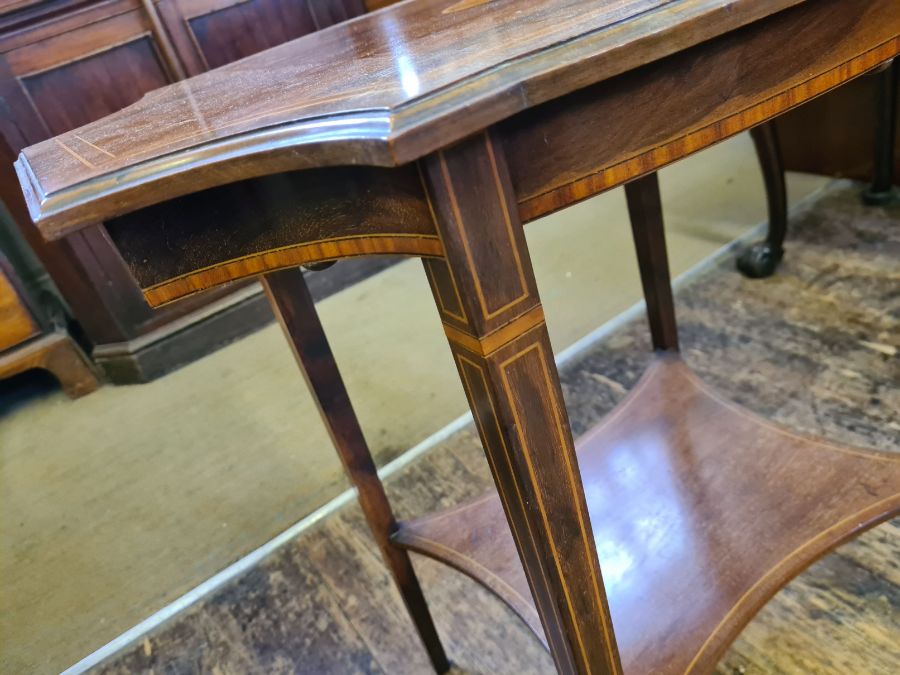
(0, 133, 827, 674)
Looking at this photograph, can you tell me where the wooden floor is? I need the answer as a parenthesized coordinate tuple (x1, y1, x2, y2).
(5, 139, 832, 675)
(93, 182, 898, 675)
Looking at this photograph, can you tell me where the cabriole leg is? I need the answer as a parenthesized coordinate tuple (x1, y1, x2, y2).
(863, 59, 898, 205)
(737, 122, 788, 278)
(420, 131, 622, 675)
(262, 268, 450, 674)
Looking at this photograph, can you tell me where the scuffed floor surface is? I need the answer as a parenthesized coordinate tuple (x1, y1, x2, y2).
(94, 181, 899, 674)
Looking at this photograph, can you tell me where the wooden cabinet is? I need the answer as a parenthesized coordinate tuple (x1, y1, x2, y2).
(0, 253, 37, 351)
(157, 0, 364, 73)
(0, 247, 98, 397)
(2, 0, 177, 134)
(0, 0, 372, 385)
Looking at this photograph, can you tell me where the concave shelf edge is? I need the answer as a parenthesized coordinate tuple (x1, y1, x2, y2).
(392, 355, 900, 674)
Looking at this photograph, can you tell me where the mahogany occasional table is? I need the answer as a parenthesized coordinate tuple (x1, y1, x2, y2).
(14, 1, 900, 673)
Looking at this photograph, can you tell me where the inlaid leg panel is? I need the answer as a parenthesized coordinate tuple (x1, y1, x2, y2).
(419, 132, 622, 675)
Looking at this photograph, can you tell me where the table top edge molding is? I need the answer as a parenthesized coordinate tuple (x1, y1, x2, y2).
(17, 0, 809, 238)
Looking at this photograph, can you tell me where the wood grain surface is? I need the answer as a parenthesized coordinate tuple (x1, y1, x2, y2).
(9, 1, 899, 672)
(0, 331, 99, 398)
(262, 267, 450, 673)
(505, 0, 900, 221)
(394, 356, 900, 675)
(87, 183, 900, 675)
(16, 0, 819, 236)
(26, 0, 898, 312)
(775, 66, 900, 184)
(421, 132, 621, 675)
(104, 165, 441, 306)
(0, 257, 37, 352)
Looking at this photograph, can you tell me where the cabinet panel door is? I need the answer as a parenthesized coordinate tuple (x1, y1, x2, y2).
(158, 0, 365, 73)
(0, 0, 210, 344)
(23, 37, 168, 134)
(2, 2, 176, 137)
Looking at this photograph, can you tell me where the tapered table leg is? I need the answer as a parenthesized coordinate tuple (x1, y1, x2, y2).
(624, 173, 679, 352)
(262, 269, 450, 674)
(420, 131, 622, 675)
(737, 122, 788, 278)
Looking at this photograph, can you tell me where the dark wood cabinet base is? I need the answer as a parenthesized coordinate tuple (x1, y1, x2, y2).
(90, 256, 401, 384)
(90, 284, 273, 384)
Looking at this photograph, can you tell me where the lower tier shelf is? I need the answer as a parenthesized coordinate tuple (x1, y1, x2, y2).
(393, 356, 900, 674)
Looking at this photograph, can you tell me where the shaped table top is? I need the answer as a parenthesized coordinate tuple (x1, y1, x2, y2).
(16, 0, 804, 237)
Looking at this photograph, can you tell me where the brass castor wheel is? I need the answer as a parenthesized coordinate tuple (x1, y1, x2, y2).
(736, 242, 783, 279)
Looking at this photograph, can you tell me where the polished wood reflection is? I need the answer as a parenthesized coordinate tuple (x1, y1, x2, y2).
(421, 132, 621, 674)
(13, 0, 900, 673)
(394, 356, 900, 675)
(15, 0, 898, 313)
(504, 0, 899, 221)
(17, 0, 833, 236)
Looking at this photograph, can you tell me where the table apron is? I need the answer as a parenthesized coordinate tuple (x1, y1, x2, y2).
(504, 0, 900, 222)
